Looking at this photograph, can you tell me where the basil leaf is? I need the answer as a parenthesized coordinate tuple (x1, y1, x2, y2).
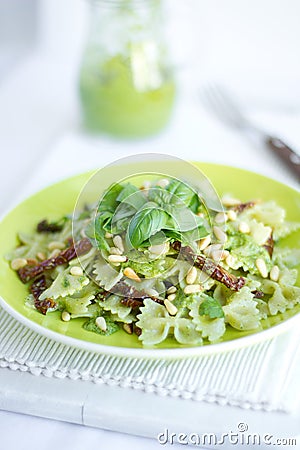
(164, 205, 204, 232)
(166, 179, 199, 210)
(85, 212, 112, 252)
(164, 229, 183, 241)
(117, 183, 146, 210)
(180, 227, 208, 246)
(199, 296, 224, 319)
(117, 183, 138, 201)
(98, 183, 123, 213)
(148, 231, 168, 246)
(111, 203, 136, 233)
(148, 187, 173, 206)
(189, 193, 201, 213)
(127, 204, 169, 248)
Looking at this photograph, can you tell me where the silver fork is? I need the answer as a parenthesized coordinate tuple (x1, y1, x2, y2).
(202, 83, 300, 180)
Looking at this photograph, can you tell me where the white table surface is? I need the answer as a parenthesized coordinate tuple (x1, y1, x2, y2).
(0, 53, 299, 450)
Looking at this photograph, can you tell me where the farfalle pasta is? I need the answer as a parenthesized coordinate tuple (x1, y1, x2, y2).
(6, 176, 300, 346)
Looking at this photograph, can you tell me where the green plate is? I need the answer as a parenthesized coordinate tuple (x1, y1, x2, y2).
(0, 163, 299, 358)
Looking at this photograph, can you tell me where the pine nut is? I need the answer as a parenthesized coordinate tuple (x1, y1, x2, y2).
(167, 286, 177, 295)
(239, 221, 250, 234)
(105, 232, 113, 239)
(197, 212, 204, 218)
(26, 258, 37, 265)
(149, 242, 169, 255)
(204, 243, 222, 256)
(270, 265, 280, 282)
(156, 178, 169, 188)
(11, 258, 27, 270)
(184, 284, 202, 295)
(198, 235, 211, 251)
(227, 210, 237, 221)
(123, 323, 133, 334)
(113, 235, 124, 252)
(212, 249, 229, 262)
(147, 288, 159, 297)
(164, 299, 178, 315)
(108, 255, 127, 263)
(123, 267, 141, 282)
(186, 266, 197, 285)
(95, 316, 107, 332)
(70, 266, 83, 277)
(48, 241, 65, 251)
(222, 196, 241, 207)
(109, 246, 123, 255)
(167, 293, 176, 302)
(142, 180, 151, 190)
(226, 254, 239, 269)
(215, 212, 228, 224)
(213, 226, 227, 243)
(37, 252, 46, 261)
(256, 258, 268, 278)
(49, 249, 61, 258)
(61, 311, 71, 322)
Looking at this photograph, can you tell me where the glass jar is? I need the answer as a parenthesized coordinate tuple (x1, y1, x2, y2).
(79, 0, 176, 138)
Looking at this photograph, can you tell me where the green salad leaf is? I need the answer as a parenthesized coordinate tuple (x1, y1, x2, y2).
(166, 179, 200, 212)
(116, 183, 147, 210)
(148, 187, 173, 205)
(85, 211, 112, 252)
(110, 203, 136, 233)
(198, 295, 225, 319)
(225, 224, 271, 273)
(126, 203, 170, 248)
(126, 257, 173, 278)
(98, 183, 123, 213)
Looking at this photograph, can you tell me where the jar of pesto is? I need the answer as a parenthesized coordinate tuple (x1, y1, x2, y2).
(79, 0, 176, 138)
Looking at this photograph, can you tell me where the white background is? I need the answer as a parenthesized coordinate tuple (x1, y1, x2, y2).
(1, 0, 300, 212)
(0, 1, 299, 449)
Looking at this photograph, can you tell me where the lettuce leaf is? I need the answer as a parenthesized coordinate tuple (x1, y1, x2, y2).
(226, 225, 271, 273)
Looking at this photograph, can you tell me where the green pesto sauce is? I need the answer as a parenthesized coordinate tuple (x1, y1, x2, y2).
(79, 55, 176, 138)
(62, 276, 70, 288)
(83, 316, 120, 336)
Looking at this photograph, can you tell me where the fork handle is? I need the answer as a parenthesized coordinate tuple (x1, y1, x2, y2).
(266, 136, 300, 180)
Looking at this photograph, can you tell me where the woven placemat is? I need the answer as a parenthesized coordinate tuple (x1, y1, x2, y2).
(1, 306, 299, 413)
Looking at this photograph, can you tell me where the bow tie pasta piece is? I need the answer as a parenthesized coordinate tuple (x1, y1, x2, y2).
(136, 299, 171, 345)
(39, 268, 89, 300)
(252, 268, 300, 315)
(222, 287, 261, 331)
(247, 219, 272, 246)
(93, 255, 124, 291)
(137, 298, 203, 346)
(98, 294, 135, 323)
(273, 221, 300, 240)
(239, 201, 285, 227)
(64, 292, 95, 317)
(173, 318, 203, 345)
(188, 293, 226, 342)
